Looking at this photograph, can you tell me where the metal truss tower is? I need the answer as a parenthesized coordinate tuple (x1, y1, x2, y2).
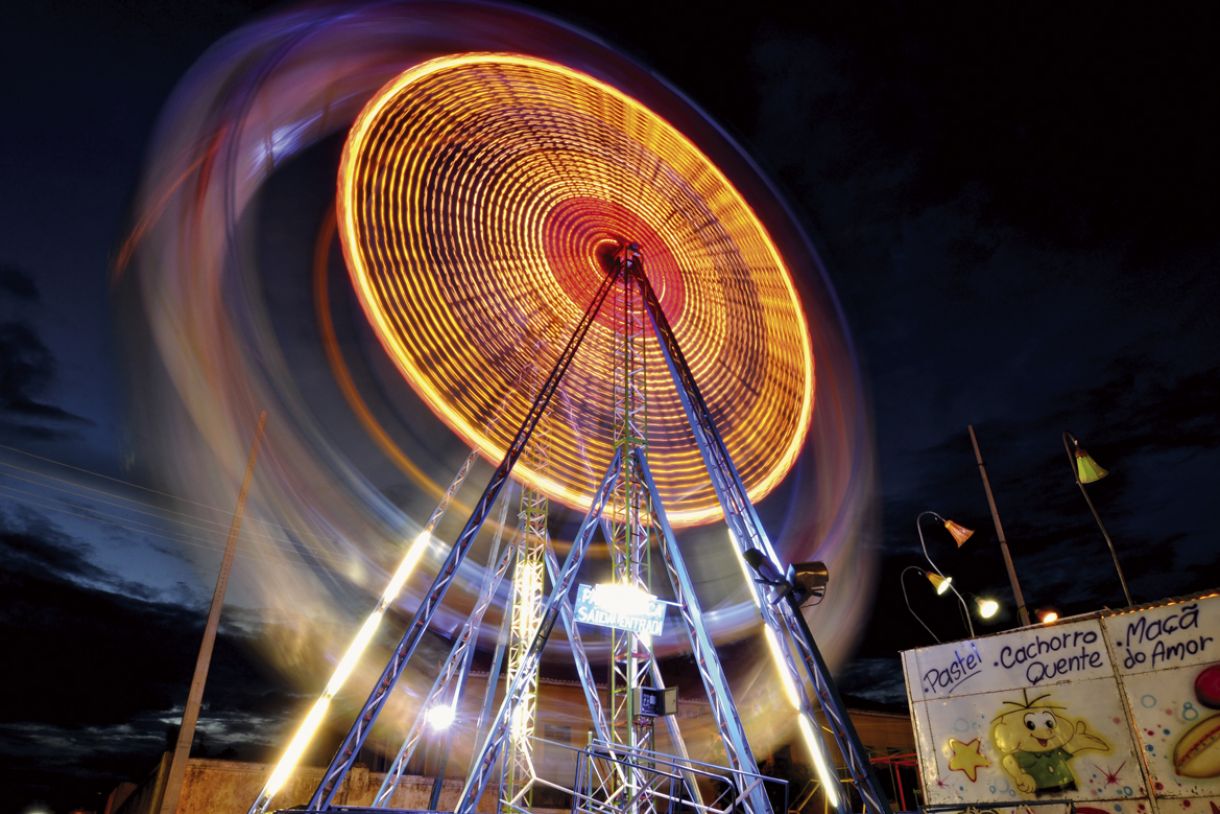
(277, 246, 891, 814)
(608, 244, 653, 764)
(502, 436, 548, 811)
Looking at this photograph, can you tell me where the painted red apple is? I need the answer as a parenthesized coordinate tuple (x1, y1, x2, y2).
(1196, 664, 1220, 710)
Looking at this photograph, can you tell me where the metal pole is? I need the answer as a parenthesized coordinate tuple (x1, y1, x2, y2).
(1062, 433, 1133, 607)
(899, 567, 942, 644)
(966, 425, 1030, 626)
(914, 512, 974, 638)
(159, 410, 267, 814)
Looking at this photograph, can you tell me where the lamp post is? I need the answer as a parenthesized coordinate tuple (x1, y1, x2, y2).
(916, 511, 1003, 639)
(901, 564, 999, 643)
(967, 425, 1032, 626)
(1062, 432, 1134, 607)
(900, 566, 946, 643)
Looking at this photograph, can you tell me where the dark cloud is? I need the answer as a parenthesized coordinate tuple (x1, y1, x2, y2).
(0, 268, 92, 439)
(735, 8, 1220, 707)
(0, 265, 40, 301)
(0, 507, 300, 809)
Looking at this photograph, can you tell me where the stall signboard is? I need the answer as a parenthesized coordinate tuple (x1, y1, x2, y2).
(901, 592, 1220, 814)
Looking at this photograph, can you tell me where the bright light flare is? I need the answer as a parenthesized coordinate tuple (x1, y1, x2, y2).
(976, 597, 1000, 619)
(590, 581, 657, 617)
(256, 529, 433, 806)
(1039, 609, 1060, 624)
(427, 703, 456, 731)
(265, 696, 331, 797)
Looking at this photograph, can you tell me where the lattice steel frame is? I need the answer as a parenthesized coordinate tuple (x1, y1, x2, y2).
(299, 265, 621, 811)
(607, 245, 655, 802)
(630, 260, 891, 814)
(502, 431, 550, 810)
(371, 493, 515, 808)
(281, 252, 890, 814)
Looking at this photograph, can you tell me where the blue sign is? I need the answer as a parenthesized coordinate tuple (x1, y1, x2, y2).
(573, 582, 666, 636)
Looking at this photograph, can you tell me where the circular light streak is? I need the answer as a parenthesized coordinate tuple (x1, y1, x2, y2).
(339, 53, 815, 526)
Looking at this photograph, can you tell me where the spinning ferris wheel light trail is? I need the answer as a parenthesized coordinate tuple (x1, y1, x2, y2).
(111, 0, 878, 806)
(230, 47, 892, 814)
(339, 52, 815, 529)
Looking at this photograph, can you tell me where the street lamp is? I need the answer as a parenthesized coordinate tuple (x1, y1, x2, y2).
(916, 511, 974, 572)
(1062, 432, 1133, 607)
(900, 565, 997, 641)
(915, 511, 1002, 639)
(900, 566, 948, 643)
(897, 566, 1000, 644)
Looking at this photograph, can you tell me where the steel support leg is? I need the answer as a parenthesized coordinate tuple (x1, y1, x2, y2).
(636, 450, 771, 814)
(372, 494, 515, 807)
(632, 265, 891, 814)
(455, 451, 622, 814)
(303, 266, 621, 810)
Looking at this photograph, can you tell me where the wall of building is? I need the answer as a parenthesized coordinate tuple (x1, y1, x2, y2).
(108, 701, 913, 814)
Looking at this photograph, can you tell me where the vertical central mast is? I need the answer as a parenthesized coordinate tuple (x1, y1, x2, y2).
(503, 359, 549, 812)
(607, 243, 654, 792)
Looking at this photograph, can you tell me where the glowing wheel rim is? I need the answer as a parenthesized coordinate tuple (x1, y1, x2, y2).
(340, 52, 815, 526)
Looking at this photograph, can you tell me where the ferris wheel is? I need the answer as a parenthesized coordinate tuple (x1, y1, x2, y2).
(125, 5, 882, 814)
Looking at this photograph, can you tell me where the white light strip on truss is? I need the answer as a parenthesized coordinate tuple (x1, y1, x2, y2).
(260, 529, 431, 800)
(736, 534, 843, 809)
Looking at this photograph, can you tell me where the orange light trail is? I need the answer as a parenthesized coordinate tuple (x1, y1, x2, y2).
(338, 53, 815, 526)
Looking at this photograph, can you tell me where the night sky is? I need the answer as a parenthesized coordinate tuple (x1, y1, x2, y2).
(3, 2, 1220, 812)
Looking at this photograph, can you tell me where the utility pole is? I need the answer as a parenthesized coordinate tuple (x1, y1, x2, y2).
(967, 424, 1031, 627)
(159, 411, 267, 814)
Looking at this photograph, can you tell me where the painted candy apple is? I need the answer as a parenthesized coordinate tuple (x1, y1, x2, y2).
(1196, 663, 1220, 710)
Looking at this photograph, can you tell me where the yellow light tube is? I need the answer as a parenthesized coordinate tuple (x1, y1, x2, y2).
(763, 625, 801, 709)
(798, 713, 841, 808)
(255, 530, 432, 807)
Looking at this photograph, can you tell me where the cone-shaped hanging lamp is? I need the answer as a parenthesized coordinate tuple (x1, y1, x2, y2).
(1074, 446, 1108, 484)
(943, 518, 975, 546)
(926, 571, 953, 595)
(975, 597, 1000, 619)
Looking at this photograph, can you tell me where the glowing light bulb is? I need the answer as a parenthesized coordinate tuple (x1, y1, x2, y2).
(427, 703, 456, 731)
(926, 571, 952, 595)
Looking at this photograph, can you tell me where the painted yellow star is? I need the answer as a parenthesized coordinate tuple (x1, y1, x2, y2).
(947, 737, 990, 782)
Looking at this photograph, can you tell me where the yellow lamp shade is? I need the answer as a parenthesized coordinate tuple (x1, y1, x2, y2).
(926, 571, 953, 595)
(943, 518, 974, 546)
(976, 597, 1000, 619)
(1075, 448, 1108, 484)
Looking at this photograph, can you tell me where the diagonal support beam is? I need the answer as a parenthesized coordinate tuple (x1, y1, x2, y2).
(632, 264, 891, 814)
(540, 542, 615, 748)
(636, 449, 771, 814)
(371, 493, 515, 808)
(455, 450, 622, 814)
(304, 265, 622, 811)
